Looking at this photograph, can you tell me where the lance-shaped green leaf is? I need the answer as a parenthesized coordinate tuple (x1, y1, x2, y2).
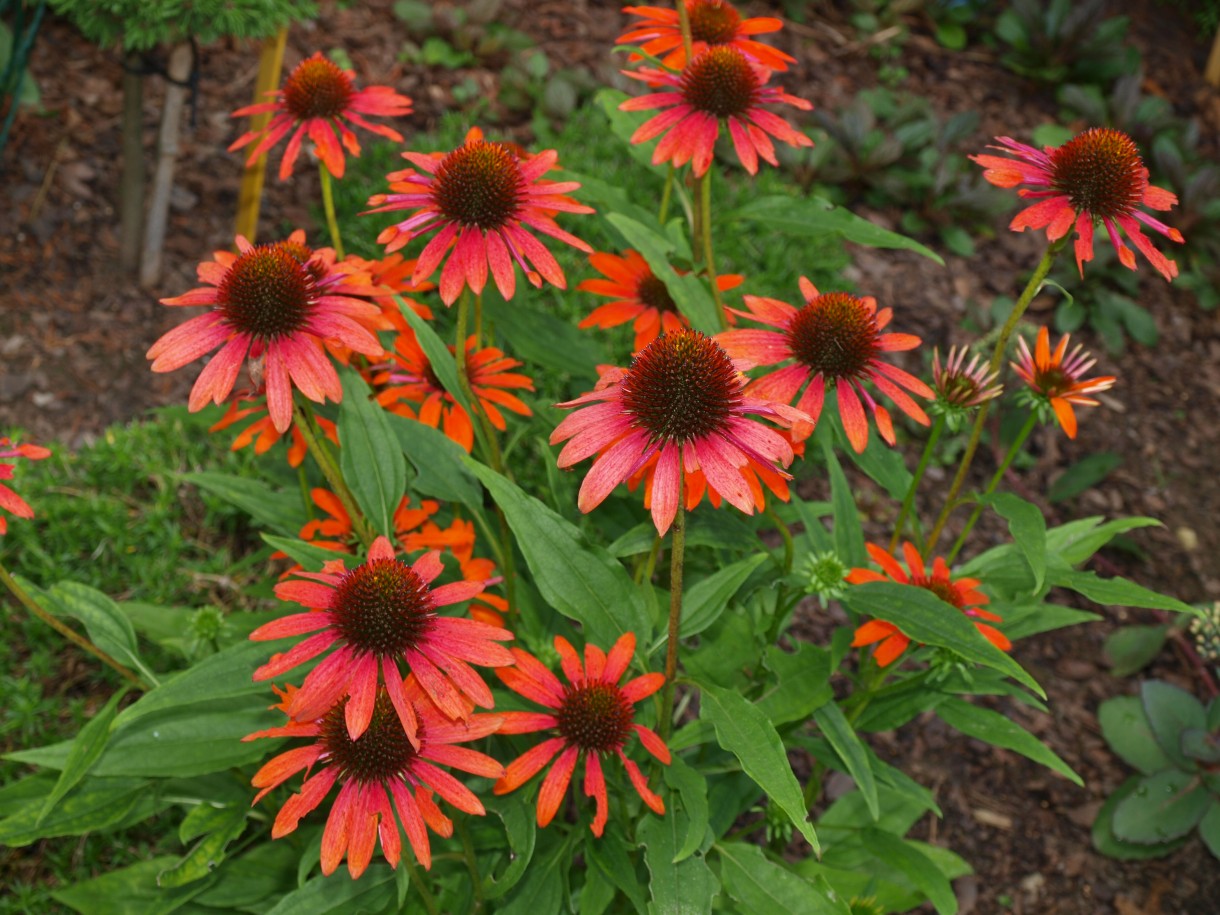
(665, 756, 711, 864)
(860, 828, 957, 915)
(653, 552, 769, 650)
(716, 843, 849, 914)
(337, 368, 408, 538)
(395, 296, 473, 414)
(982, 492, 1046, 592)
(640, 812, 719, 914)
(937, 698, 1081, 785)
(261, 533, 344, 572)
(52, 857, 216, 915)
(178, 471, 306, 536)
(823, 437, 865, 568)
(384, 413, 482, 507)
(263, 865, 397, 915)
(813, 702, 879, 819)
(36, 687, 127, 825)
(158, 802, 248, 888)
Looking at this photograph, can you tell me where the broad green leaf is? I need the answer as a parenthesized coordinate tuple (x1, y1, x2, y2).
(499, 837, 566, 915)
(984, 493, 1046, 591)
(783, 495, 833, 553)
(482, 794, 537, 901)
(823, 438, 864, 568)
(654, 552, 769, 649)
(1142, 680, 1208, 769)
(727, 195, 944, 263)
(159, 803, 248, 888)
(700, 684, 818, 853)
(193, 842, 299, 910)
(395, 296, 472, 414)
(757, 643, 834, 726)
(177, 470, 305, 536)
(665, 756, 710, 863)
(937, 698, 1081, 785)
(36, 687, 128, 825)
(1199, 803, 1220, 860)
(0, 773, 56, 818)
(716, 843, 849, 914)
(338, 368, 408, 538)
(843, 581, 1044, 697)
(813, 703, 880, 818)
(1103, 624, 1169, 676)
(640, 813, 719, 915)
(261, 533, 345, 572)
(1049, 452, 1122, 502)
(484, 291, 606, 381)
(1048, 516, 1160, 567)
(1098, 696, 1173, 774)
(52, 857, 214, 915)
(586, 825, 649, 914)
(995, 601, 1100, 640)
(1048, 567, 1196, 615)
(467, 461, 650, 643)
(1112, 770, 1210, 844)
(579, 866, 618, 915)
(0, 777, 151, 846)
(1092, 776, 1189, 860)
(606, 213, 720, 334)
(860, 829, 957, 915)
(385, 413, 483, 507)
(263, 865, 396, 914)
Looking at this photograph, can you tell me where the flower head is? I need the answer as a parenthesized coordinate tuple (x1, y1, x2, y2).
(250, 536, 513, 745)
(402, 517, 510, 628)
(366, 128, 593, 305)
(298, 490, 439, 556)
(148, 232, 384, 433)
(848, 542, 1010, 667)
(577, 249, 742, 353)
(1011, 326, 1115, 439)
(972, 128, 1184, 281)
(551, 329, 811, 535)
(373, 332, 534, 453)
(0, 437, 50, 535)
(246, 677, 502, 877)
(930, 345, 1002, 430)
(621, 45, 812, 176)
(229, 52, 412, 180)
(210, 395, 339, 468)
(617, 0, 796, 72)
(717, 278, 931, 453)
(494, 633, 669, 835)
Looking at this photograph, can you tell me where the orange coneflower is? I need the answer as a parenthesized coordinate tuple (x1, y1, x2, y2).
(617, 0, 796, 72)
(0, 437, 50, 535)
(1011, 327, 1116, 439)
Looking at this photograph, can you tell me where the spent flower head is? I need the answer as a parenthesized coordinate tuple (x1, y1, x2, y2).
(972, 128, 1184, 281)
(1012, 326, 1116, 439)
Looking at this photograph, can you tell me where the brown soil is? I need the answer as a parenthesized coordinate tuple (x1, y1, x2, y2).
(2, 1, 1219, 913)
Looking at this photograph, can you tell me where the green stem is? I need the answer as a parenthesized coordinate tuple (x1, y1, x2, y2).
(298, 464, 315, 520)
(318, 162, 344, 259)
(403, 855, 441, 915)
(924, 238, 1065, 557)
(890, 415, 945, 554)
(294, 400, 374, 547)
(947, 411, 1038, 563)
(473, 290, 484, 350)
(698, 173, 727, 331)
(658, 165, 675, 225)
(458, 817, 484, 909)
(675, 0, 693, 60)
(764, 503, 794, 575)
(659, 476, 687, 742)
(0, 561, 145, 688)
(634, 535, 663, 585)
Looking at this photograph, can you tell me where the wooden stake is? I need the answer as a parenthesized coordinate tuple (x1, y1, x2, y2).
(234, 28, 289, 242)
(119, 51, 145, 273)
(1207, 29, 1220, 87)
(139, 40, 194, 289)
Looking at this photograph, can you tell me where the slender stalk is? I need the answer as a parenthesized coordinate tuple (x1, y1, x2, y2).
(764, 503, 794, 575)
(947, 412, 1038, 563)
(924, 238, 1065, 557)
(319, 162, 345, 259)
(890, 415, 945, 553)
(634, 535, 663, 585)
(403, 855, 441, 915)
(293, 401, 374, 547)
(658, 165, 675, 225)
(675, 0, 693, 60)
(0, 562, 145, 688)
(473, 290, 484, 350)
(698, 173, 728, 331)
(660, 476, 687, 741)
(298, 465, 315, 520)
(458, 817, 484, 909)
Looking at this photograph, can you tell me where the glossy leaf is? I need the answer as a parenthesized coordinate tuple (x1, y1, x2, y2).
(937, 698, 1082, 785)
(716, 843, 849, 914)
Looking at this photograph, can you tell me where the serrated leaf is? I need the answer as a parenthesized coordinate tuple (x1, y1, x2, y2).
(983, 493, 1045, 591)
(36, 687, 127, 825)
(700, 684, 819, 853)
(716, 843, 849, 914)
(813, 703, 880, 818)
(338, 368, 408, 538)
(177, 470, 305, 535)
(640, 813, 719, 915)
(467, 461, 650, 643)
(937, 698, 1081, 785)
(842, 581, 1044, 697)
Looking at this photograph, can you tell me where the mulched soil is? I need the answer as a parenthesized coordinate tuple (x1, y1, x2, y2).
(2, 1, 1219, 912)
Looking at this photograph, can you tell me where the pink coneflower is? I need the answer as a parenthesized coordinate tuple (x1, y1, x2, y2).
(250, 536, 513, 745)
(365, 128, 594, 305)
(971, 128, 1184, 281)
(494, 633, 669, 836)
(0, 437, 50, 535)
(617, 0, 796, 72)
(147, 232, 384, 433)
(930, 346, 1002, 430)
(717, 278, 932, 453)
(621, 45, 812, 176)
(551, 329, 811, 535)
(229, 52, 413, 180)
(245, 678, 502, 877)
(1011, 326, 1116, 439)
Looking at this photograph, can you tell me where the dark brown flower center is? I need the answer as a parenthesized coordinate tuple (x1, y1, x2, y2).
(217, 245, 317, 341)
(914, 576, 963, 609)
(1034, 365, 1072, 397)
(330, 557, 436, 656)
(636, 274, 678, 313)
(680, 46, 761, 119)
(557, 682, 634, 753)
(282, 56, 355, 121)
(321, 691, 419, 783)
(1050, 127, 1145, 221)
(432, 140, 523, 230)
(621, 330, 743, 444)
(687, 0, 742, 45)
(787, 292, 879, 383)
(272, 239, 328, 283)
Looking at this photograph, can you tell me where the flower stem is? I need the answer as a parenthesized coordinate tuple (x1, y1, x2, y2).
(293, 400, 374, 547)
(660, 476, 687, 742)
(404, 855, 441, 915)
(698, 173, 728, 332)
(924, 238, 1064, 557)
(458, 817, 484, 909)
(890, 415, 945, 554)
(318, 162, 344, 259)
(947, 411, 1039, 564)
(658, 165, 675, 225)
(675, 0, 693, 60)
(0, 561, 145, 688)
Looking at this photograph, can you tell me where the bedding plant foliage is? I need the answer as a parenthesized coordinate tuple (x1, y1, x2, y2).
(1, 2, 1207, 912)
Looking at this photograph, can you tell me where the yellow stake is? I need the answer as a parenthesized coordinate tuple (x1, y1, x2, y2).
(234, 28, 289, 241)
